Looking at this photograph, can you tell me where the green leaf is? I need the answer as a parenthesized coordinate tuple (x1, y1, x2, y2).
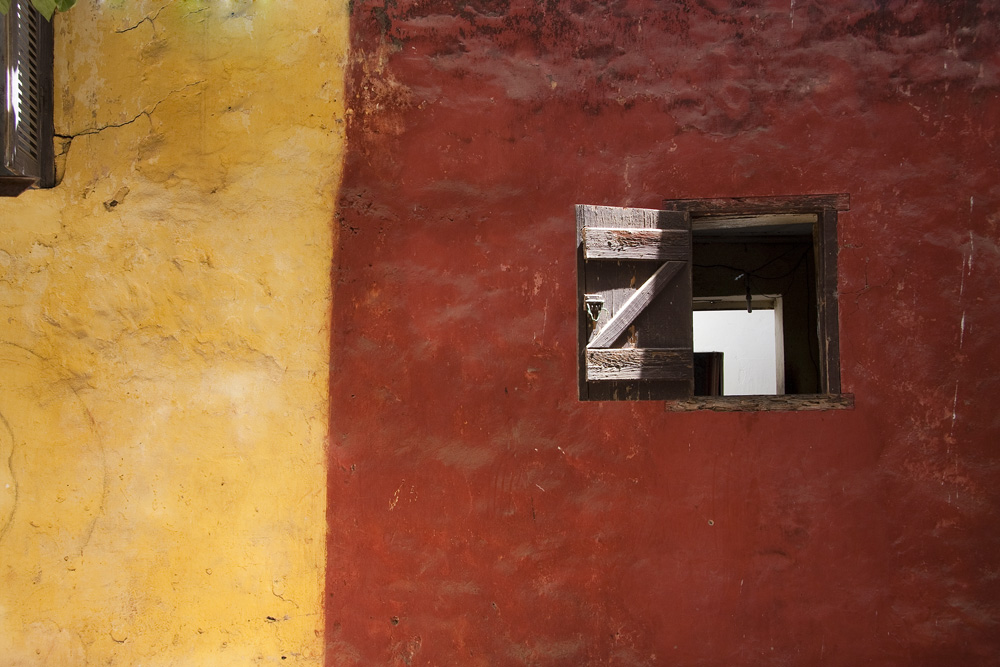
(30, 0, 57, 20)
(2, 0, 73, 18)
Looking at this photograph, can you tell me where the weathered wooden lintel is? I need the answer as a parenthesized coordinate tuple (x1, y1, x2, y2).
(664, 394, 855, 412)
(691, 213, 817, 232)
(662, 193, 850, 214)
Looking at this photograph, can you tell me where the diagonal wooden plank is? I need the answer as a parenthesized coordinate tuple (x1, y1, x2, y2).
(576, 204, 693, 400)
(586, 260, 684, 349)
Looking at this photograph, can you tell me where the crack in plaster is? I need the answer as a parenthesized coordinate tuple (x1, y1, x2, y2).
(55, 80, 206, 153)
(114, 1, 173, 34)
(68, 383, 109, 557)
(951, 228, 976, 437)
(272, 590, 300, 609)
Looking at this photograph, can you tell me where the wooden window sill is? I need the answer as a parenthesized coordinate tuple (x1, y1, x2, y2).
(664, 394, 854, 412)
(0, 176, 37, 197)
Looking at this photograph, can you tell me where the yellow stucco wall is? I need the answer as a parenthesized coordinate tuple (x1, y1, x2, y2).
(0, 2, 347, 664)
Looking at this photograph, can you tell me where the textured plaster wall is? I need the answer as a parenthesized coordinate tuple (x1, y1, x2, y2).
(0, 1, 347, 665)
(329, 0, 999, 665)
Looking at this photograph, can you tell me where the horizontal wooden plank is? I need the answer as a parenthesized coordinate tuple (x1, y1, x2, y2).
(587, 348, 693, 381)
(693, 296, 778, 311)
(662, 194, 850, 214)
(587, 260, 684, 349)
(583, 227, 689, 260)
(576, 205, 690, 242)
(691, 213, 817, 232)
(663, 394, 855, 411)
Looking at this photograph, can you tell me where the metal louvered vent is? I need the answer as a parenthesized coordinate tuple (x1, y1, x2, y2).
(1, 0, 54, 196)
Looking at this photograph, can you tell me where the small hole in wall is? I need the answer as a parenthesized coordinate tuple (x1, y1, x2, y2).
(390, 616, 400, 626)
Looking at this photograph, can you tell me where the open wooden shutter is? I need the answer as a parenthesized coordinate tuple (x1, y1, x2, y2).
(576, 204, 693, 400)
(0, 0, 54, 196)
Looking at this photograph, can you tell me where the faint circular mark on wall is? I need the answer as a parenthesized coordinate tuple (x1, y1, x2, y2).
(0, 342, 106, 560)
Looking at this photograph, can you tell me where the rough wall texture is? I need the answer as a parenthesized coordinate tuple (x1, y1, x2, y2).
(328, 0, 999, 665)
(0, 1, 347, 664)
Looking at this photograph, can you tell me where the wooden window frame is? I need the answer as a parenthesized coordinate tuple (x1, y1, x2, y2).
(577, 194, 853, 411)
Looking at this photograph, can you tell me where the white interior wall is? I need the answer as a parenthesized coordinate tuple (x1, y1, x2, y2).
(694, 309, 778, 395)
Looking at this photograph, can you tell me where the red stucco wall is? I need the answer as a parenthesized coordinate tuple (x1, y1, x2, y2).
(327, 1, 1000, 664)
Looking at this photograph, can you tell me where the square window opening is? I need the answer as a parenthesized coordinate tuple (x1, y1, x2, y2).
(576, 195, 851, 409)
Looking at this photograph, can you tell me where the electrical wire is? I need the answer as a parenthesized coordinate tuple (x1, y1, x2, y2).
(693, 245, 809, 282)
